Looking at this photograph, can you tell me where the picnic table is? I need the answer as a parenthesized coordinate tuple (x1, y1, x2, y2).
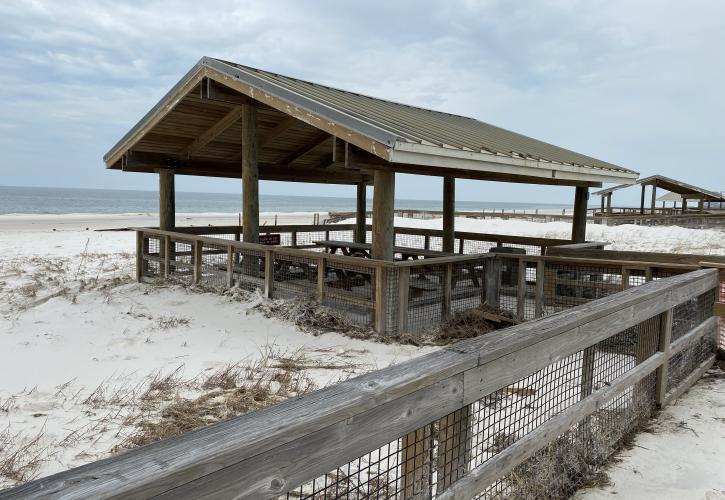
(314, 240, 481, 289)
(313, 240, 448, 260)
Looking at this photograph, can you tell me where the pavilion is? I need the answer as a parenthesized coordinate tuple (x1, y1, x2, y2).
(593, 175, 725, 215)
(105, 57, 638, 259)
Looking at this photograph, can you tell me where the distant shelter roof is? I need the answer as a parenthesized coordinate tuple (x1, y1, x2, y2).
(593, 175, 725, 201)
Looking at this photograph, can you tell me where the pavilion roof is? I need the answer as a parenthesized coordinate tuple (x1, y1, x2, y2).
(105, 57, 639, 187)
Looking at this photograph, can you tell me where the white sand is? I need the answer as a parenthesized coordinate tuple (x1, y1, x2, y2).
(0, 212, 723, 491)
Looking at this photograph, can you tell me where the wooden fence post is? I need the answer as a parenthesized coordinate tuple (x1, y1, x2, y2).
(655, 308, 674, 407)
(317, 257, 325, 302)
(398, 267, 410, 334)
(441, 263, 453, 320)
(264, 250, 274, 298)
(163, 236, 170, 279)
(580, 346, 596, 400)
(535, 259, 545, 318)
(226, 246, 235, 288)
(437, 407, 472, 491)
(516, 260, 526, 321)
(193, 240, 203, 284)
(485, 258, 501, 309)
(135, 230, 145, 282)
(375, 267, 388, 334)
(400, 425, 433, 499)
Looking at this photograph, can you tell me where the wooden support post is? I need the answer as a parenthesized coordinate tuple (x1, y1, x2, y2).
(458, 238, 465, 254)
(622, 268, 631, 290)
(135, 231, 144, 282)
(442, 177, 455, 253)
(400, 425, 433, 499)
(535, 260, 545, 318)
(437, 407, 472, 491)
(291, 231, 297, 248)
(635, 313, 661, 404)
(441, 263, 453, 320)
(424, 235, 431, 250)
(374, 267, 388, 334)
(606, 193, 612, 215)
(372, 170, 395, 261)
(485, 258, 501, 308)
(158, 169, 175, 231)
(398, 267, 410, 334)
(516, 261, 526, 321)
(600, 195, 605, 213)
(163, 236, 170, 278)
(640, 184, 646, 215)
(571, 186, 588, 243)
(355, 183, 367, 243)
(242, 103, 259, 244)
(193, 240, 203, 284)
(226, 246, 234, 287)
(580, 346, 596, 400)
(655, 308, 674, 406)
(317, 257, 325, 302)
(264, 250, 273, 298)
(650, 183, 657, 214)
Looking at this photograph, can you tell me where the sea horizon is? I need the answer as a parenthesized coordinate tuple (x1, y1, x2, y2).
(0, 185, 582, 215)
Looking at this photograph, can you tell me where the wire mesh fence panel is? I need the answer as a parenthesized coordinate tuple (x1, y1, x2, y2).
(272, 253, 319, 300)
(671, 289, 717, 342)
(385, 268, 400, 336)
(450, 259, 487, 315)
(542, 261, 624, 315)
(720, 278, 725, 350)
(405, 263, 447, 334)
(394, 233, 427, 250)
(233, 249, 266, 292)
(279, 312, 663, 499)
(167, 238, 194, 286)
(198, 241, 229, 289)
(141, 235, 162, 280)
(322, 260, 377, 328)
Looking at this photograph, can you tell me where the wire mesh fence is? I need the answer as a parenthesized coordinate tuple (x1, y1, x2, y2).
(281, 310, 666, 499)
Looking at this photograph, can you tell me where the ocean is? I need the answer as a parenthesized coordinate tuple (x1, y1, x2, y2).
(0, 185, 571, 215)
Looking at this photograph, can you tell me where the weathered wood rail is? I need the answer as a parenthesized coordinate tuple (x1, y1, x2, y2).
(4, 268, 720, 499)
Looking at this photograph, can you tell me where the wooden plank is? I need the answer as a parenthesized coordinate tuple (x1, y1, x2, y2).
(260, 116, 298, 148)
(664, 355, 715, 406)
(440, 353, 664, 500)
(655, 308, 673, 406)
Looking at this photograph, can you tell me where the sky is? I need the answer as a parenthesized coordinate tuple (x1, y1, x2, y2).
(0, 0, 723, 206)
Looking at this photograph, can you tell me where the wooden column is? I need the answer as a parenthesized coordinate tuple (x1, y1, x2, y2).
(242, 104, 259, 244)
(650, 183, 657, 213)
(355, 182, 366, 243)
(442, 177, 455, 253)
(571, 186, 588, 243)
(599, 195, 605, 213)
(639, 184, 646, 215)
(158, 169, 175, 230)
(371, 169, 395, 261)
(606, 192, 612, 215)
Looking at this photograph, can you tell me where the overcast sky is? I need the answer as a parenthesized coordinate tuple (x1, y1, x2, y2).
(1, 0, 723, 205)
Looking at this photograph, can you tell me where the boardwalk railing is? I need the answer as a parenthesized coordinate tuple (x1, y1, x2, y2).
(6, 268, 720, 499)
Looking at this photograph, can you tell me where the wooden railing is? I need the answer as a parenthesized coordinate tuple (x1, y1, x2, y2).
(6, 268, 719, 499)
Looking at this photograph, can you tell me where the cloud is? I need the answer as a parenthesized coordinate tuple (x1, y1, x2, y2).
(0, 0, 723, 203)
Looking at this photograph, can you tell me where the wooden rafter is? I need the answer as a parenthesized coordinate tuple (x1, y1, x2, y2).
(260, 117, 298, 148)
(276, 131, 331, 167)
(182, 106, 243, 157)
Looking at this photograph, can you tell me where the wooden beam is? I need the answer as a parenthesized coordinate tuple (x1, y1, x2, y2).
(276, 132, 331, 166)
(242, 104, 259, 244)
(182, 106, 243, 157)
(442, 177, 455, 253)
(201, 79, 254, 106)
(159, 169, 175, 230)
(371, 169, 395, 260)
(355, 183, 367, 243)
(260, 117, 298, 148)
(571, 186, 588, 243)
(640, 184, 646, 215)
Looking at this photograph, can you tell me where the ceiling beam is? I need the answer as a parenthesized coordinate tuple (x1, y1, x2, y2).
(260, 117, 298, 148)
(182, 106, 244, 157)
(275, 131, 331, 167)
(200, 78, 254, 106)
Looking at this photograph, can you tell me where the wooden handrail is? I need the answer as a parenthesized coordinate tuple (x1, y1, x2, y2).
(7, 269, 718, 499)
